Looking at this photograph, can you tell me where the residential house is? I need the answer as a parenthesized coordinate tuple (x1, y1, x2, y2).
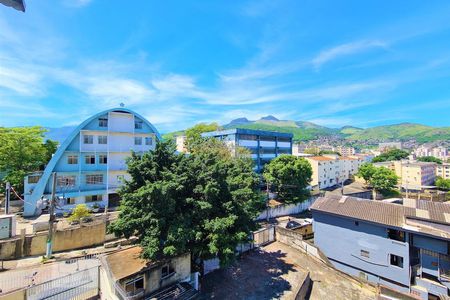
(100, 246, 196, 299)
(201, 128, 293, 172)
(311, 195, 450, 300)
(23, 108, 161, 216)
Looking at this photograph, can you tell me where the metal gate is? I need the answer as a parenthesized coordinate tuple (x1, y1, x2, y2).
(253, 226, 275, 247)
(26, 266, 99, 300)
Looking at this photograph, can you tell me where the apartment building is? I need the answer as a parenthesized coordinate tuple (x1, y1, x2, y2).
(379, 142, 403, 152)
(305, 155, 363, 190)
(374, 161, 437, 189)
(414, 145, 449, 161)
(334, 146, 355, 156)
(201, 128, 293, 172)
(175, 135, 188, 153)
(437, 163, 450, 180)
(23, 108, 160, 216)
(311, 195, 450, 300)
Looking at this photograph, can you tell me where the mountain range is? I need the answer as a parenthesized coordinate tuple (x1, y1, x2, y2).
(45, 117, 450, 144)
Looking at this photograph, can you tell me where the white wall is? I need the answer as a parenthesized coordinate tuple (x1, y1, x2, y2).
(108, 112, 134, 133)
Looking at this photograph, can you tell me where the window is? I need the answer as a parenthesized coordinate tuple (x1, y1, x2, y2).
(387, 229, 405, 242)
(85, 155, 96, 164)
(99, 117, 108, 127)
(98, 135, 107, 144)
(278, 137, 290, 143)
(85, 194, 102, 202)
(390, 254, 404, 268)
(161, 264, 175, 279)
(86, 174, 103, 185)
(134, 119, 143, 129)
(354, 221, 359, 226)
(360, 250, 370, 258)
(134, 137, 142, 145)
(66, 197, 75, 205)
(28, 175, 41, 184)
(260, 135, 276, 142)
(239, 134, 257, 141)
(67, 155, 78, 164)
(57, 176, 76, 187)
(83, 135, 93, 144)
(125, 275, 144, 295)
(145, 137, 152, 146)
(99, 155, 107, 164)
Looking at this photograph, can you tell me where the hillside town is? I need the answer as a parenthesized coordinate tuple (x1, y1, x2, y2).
(1, 1, 450, 300)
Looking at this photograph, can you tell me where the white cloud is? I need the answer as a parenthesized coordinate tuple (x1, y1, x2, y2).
(312, 40, 388, 70)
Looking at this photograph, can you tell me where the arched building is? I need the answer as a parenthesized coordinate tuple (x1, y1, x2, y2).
(23, 108, 161, 216)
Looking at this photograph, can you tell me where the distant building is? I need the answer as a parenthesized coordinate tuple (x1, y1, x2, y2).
(305, 155, 363, 190)
(379, 142, 403, 152)
(201, 128, 293, 172)
(373, 161, 437, 189)
(311, 195, 450, 300)
(100, 246, 196, 299)
(414, 145, 449, 161)
(437, 163, 450, 180)
(334, 146, 355, 157)
(24, 108, 161, 217)
(175, 135, 188, 153)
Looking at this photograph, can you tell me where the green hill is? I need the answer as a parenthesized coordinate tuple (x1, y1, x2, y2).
(163, 117, 450, 143)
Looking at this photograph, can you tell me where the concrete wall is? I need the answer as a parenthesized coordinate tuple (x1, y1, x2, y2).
(313, 211, 410, 288)
(256, 198, 316, 220)
(0, 289, 25, 300)
(0, 220, 114, 259)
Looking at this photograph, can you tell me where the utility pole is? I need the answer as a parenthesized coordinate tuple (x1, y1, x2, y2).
(266, 181, 270, 222)
(5, 182, 10, 215)
(46, 172, 57, 259)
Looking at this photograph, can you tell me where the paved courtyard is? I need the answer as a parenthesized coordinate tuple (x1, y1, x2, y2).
(200, 241, 377, 300)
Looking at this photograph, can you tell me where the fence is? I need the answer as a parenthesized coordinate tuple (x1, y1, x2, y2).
(256, 197, 316, 221)
(26, 266, 99, 300)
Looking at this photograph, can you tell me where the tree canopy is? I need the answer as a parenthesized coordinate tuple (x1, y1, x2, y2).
(372, 149, 409, 163)
(263, 155, 312, 204)
(184, 122, 221, 151)
(0, 127, 58, 194)
(436, 176, 450, 191)
(417, 156, 442, 164)
(357, 162, 377, 184)
(109, 139, 264, 268)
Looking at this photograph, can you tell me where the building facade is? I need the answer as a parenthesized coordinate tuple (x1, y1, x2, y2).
(437, 163, 450, 180)
(335, 146, 356, 157)
(311, 196, 450, 300)
(201, 128, 293, 172)
(379, 142, 403, 152)
(414, 145, 449, 161)
(373, 161, 437, 190)
(23, 108, 160, 216)
(175, 135, 188, 153)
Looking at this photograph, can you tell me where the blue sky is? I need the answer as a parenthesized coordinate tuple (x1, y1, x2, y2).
(1, 1, 450, 133)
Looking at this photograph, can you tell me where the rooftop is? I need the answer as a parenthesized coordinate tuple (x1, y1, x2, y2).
(201, 128, 293, 138)
(306, 156, 334, 161)
(104, 246, 157, 281)
(311, 195, 450, 240)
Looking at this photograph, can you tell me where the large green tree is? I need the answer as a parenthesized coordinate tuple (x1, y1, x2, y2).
(369, 167, 399, 199)
(436, 176, 450, 191)
(184, 122, 220, 151)
(372, 149, 409, 163)
(417, 156, 442, 164)
(357, 162, 377, 184)
(0, 127, 58, 194)
(263, 155, 312, 204)
(109, 139, 264, 268)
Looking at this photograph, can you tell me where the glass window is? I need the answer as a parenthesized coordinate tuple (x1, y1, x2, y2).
(57, 176, 76, 187)
(360, 250, 370, 258)
(98, 117, 108, 127)
(67, 155, 78, 164)
(98, 135, 107, 144)
(66, 197, 75, 205)
(85, 155, 96, 164)
(134, 119, 143, 129)
(145, 137, 152, 146)
(260, 135, 276, 142)
(134, 137, 142, 145)
(99, 155, 107, 164)
(83, 135, 93, 144)
(85, 194, 102, 202)
(86, 174, 103, 185)
(278, 137, 291, 143)
(28, 175, 41, 184)
(125, 275, 144, 295)
(390, 254, 403, 268)
(161, 264, 175, 278)
(387, 229, 405, 242)
(239, 134, 257, 141)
